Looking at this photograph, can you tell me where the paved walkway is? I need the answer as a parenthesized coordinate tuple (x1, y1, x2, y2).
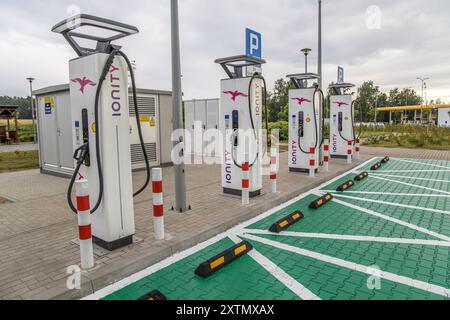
(0, 143, 38, 153)
(0, 147, 448, 300)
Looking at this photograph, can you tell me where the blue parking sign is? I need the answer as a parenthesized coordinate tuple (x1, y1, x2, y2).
(246, 28, 262, 59)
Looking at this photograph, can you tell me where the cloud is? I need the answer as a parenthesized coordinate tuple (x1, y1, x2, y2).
(0, 0, 449, 103)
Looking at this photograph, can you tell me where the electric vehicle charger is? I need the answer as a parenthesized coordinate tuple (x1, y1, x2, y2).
(329, 82, 362, 159)
(286, 74, 324, 173)
(53, 14, 151, 250)
(231, 72, 269, 170)
(215, 55, 268, 197)
(66, 49, 151, 214)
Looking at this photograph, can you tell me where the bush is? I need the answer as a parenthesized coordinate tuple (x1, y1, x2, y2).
(269, 121, 288, 141)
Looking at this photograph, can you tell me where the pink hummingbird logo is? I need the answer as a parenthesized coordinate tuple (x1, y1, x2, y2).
(223, 91, 248, 101)
(334, 101, 349, 108)
(71, 77, 97, 94)
(291, 97, 312, 105)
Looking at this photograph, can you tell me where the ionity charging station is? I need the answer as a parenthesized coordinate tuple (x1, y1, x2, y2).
(329, 82, 357, 158)
(52, 15, 151, 251)
(287, 49, 324, 173)
(215, 55, 268, 197)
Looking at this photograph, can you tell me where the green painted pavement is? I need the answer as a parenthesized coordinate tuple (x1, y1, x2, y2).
(103, 238, 299, 301)
(243, 239, 447, 300)
(245, 234, 450, 293)
(99, 157, 450, 300)
(246, 195, 437, 240)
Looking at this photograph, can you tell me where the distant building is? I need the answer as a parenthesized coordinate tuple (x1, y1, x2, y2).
(438, 108, 450, 127)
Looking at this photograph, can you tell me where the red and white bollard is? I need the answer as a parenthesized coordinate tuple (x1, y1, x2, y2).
(75, 179, 94, 270)
(309, 147, 316, 178)
(323, 139, 330, 172)
(347, 141, 353, 164)
(152, 168, 165, 241)
(270, 148, 277, 194)
(242, 154, 250, 206)
(355, 138, 361, 160)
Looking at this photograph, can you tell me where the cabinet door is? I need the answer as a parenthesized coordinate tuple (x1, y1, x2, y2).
(38, 96, 59, 168)
(55, 92, 74, 169)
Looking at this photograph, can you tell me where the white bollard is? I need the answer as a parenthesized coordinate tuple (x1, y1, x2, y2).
(323, 139, 330, 172)
(309, 147, 316, 178)
(152, 168, 165, 240)
(75, 179, 94, 270)
(355, 138, 361, 160)
(347, 141, 353, 164)
(242, 154, 250, 206)
(270, 148, 277, 194)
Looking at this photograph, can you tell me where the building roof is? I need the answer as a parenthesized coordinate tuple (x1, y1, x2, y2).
(0, 105, 19, 119)
(33, 84, 172, 97)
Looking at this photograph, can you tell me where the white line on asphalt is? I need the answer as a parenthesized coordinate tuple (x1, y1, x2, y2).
(371, 173, 450, 184)
(82, 232, 229, 300)
(228, 233, 321, 301)
(331, 193, 450, 215)
(370, 175, 450, 195)
(321, 190, 450, 197)
(392, 158, 450, 170)
(242, 229, 450, 247)
(315, 194, 450, 242)
(242, 234, 450, 298)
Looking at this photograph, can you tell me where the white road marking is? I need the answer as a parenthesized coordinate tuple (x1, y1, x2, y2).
(370, 175, 450, 195)
(82, 232, 229, 300)
(331, 193, 450, 215)
(372, 173, 450, 184)
(228, 233, 321, 300)
(242, 229, 450, 247)
(392, 158, 450, 170)
(242, 234, 450, 298)
(322, 190, 450, 198)
(318, 194, 450, 242)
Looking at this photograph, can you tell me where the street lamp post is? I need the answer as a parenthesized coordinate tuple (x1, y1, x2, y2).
(26, 77, 36, 144)
(170, 0, 188, 213)
(318, 0, 322, 90)
(417, 77, 429, 124)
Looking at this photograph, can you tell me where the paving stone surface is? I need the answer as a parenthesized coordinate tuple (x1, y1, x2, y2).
(0, 146, 449, 300)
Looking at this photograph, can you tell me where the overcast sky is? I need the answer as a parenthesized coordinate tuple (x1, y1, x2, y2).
(1, 0, 449, 103)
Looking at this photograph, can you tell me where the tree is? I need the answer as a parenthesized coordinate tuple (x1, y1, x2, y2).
(266, 78, 290, 122)
(355, 81, 387, 122)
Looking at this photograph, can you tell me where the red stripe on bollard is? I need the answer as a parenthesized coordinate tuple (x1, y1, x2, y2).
(356, 147, 360, 152)
(242, 180, 250, 189)
(324, 145, 329, 152)
(152, 181, 163, 194)
(153, 205, 164, 217)
(242, 162, 249, 171)
(76, 196, 90, 212)
(324, 156, 329, 162)
(347, 149, 352, 155)
(270, 174, 277, 180)
(310, 160, 316, 166)
(78, 225, 92, 240)
(310, 147, 315, 154)
(348, 141, 353, 146)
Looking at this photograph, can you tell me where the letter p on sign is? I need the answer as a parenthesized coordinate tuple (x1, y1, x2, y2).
(246, 28, 262, 59)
